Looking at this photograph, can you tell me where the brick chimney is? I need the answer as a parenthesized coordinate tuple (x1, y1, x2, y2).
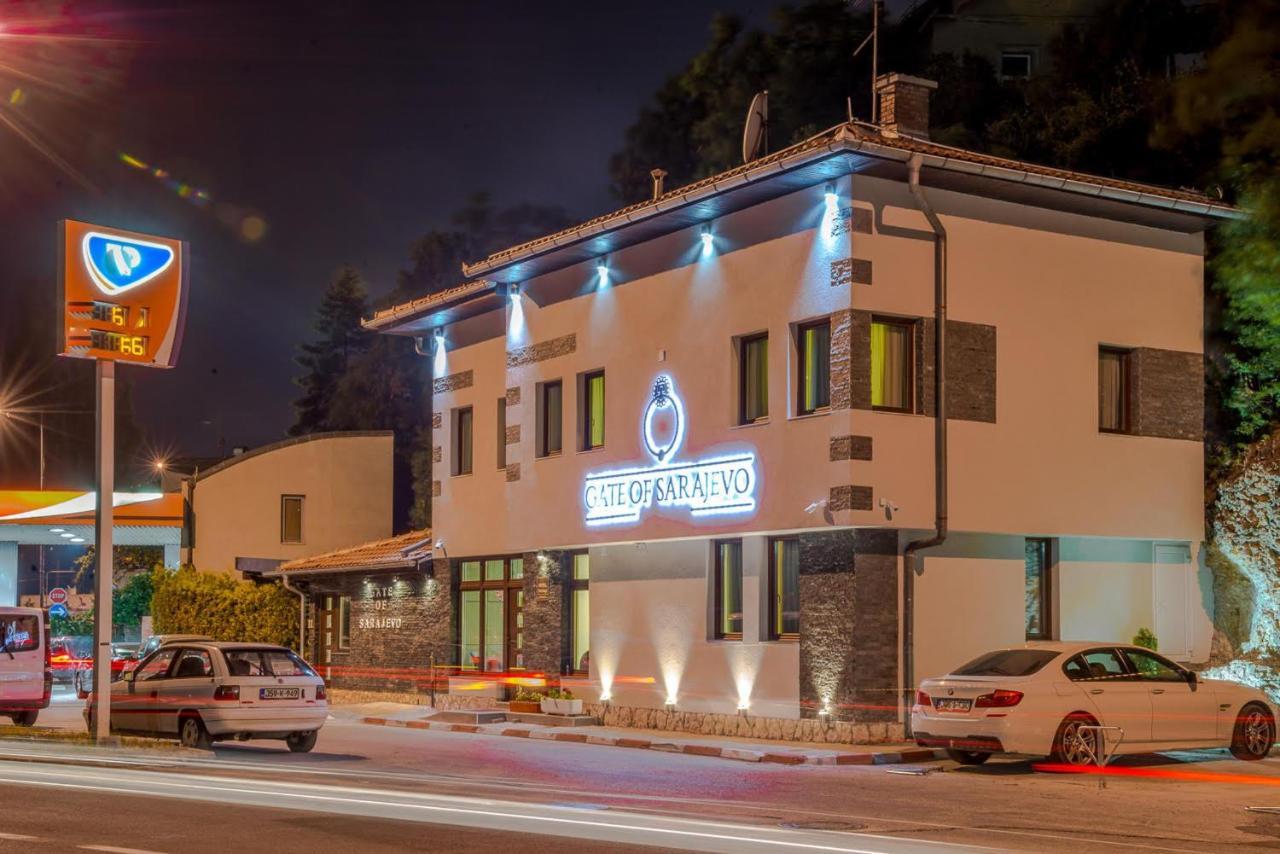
(874, 73, 938, 139)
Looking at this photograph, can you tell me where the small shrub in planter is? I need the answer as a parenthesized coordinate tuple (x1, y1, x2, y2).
(539, 687, 583, 716)
(509, 687, 543, 713)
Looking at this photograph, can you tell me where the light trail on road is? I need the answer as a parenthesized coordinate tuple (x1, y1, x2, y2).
(0, 758, 988, 854)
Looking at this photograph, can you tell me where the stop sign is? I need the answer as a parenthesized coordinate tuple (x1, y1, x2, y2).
(48, 588, 68, 606)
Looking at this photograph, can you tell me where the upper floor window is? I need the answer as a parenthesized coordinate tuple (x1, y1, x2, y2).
(769, 537, 800, 639)
(537, 380, 563, 457)
(1098, 347, 1131, 434)
(713, 539, 743, 640)
(580, 370, 605, 451)
(280, 495, 303, 544)
(871, 318, 913, 412)
(496, 398, 507, 470)
(452, 406, 473, 476)
(798, 320, 831, 415)
(1025, 538, 1052, 640)
(738, 332, 769, 424)
(1000, 51, 1033, 79)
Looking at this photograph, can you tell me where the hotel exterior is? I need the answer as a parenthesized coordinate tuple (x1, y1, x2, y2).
(308, 76, 1235, 739)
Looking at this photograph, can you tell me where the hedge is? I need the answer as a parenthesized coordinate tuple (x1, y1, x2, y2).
(150, 566, 299, 650)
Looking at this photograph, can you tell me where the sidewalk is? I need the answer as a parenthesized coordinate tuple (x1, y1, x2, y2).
(332, 703, 947, 767)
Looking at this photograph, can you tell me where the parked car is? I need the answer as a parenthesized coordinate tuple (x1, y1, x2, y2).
(0, 607, 52, 726)
(73, 643, 144, 697)
(84, 641, 327, 752)
(49, 635, 92, 684)
(134, 634, 211, 662)
(912, 641, 1277, 766)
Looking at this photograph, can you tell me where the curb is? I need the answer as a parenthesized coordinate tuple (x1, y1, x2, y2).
(356, 716, 948, 767)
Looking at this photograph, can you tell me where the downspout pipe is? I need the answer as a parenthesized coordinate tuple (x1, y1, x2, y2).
(902, 153, 948, 735)
(281, 573, 306, 659)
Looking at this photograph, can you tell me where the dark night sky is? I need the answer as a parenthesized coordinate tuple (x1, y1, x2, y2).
(0, 0, 886, 469)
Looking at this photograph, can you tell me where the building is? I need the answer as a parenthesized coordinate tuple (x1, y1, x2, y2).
(922, 0, 1109, 79)
(309, 74, 1231, 738)
(185, 431, 394, 577)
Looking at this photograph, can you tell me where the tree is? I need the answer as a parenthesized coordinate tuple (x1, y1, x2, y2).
(1158, 0, 1280, 458)
(72, 545, 163, 589)
(289, 265, 372, 436)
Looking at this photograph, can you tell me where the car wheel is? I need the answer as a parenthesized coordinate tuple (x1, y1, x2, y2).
(1230, 703, 1274, 761)
(10, 711, 37, 727)
(286, 730, 318, 753)
(945, 749, 991, 765)
(1051, 712, 1100, 766)
(179, 714, 212, 750)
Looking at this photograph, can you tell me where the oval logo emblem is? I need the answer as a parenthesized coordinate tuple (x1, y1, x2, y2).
(82, 232, 175, 295)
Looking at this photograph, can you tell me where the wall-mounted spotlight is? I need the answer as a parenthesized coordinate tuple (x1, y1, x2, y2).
(507, 282, 521, 301)
(434, 539, 448, 561)
(824, 181, 838, 205)
(596, 258, 609, 288)
(700, 223, 714, 254)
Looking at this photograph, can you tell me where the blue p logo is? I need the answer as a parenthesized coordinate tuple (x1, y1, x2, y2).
(82, 232, 175, 295)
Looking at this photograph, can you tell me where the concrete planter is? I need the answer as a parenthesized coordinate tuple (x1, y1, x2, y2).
(540, 698, 583, 716)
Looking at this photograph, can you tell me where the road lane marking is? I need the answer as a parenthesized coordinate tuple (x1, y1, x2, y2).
(0, 832, 40, 841)
(80, 847, 170, 854)
(0, 766, 986, 854)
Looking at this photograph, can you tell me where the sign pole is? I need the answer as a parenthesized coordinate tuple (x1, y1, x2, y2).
(92, 359, 115, 742)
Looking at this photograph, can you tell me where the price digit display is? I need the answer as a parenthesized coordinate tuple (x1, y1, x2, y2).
(89, 330, 149, 356)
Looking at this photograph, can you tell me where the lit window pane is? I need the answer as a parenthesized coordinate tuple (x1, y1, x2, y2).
(585, 372, 605, 449)
(483, 590, 504, 672)
(461, 561, 481, 583)
(573, 553, 589, 580)
(717, 541, 743, 637)
(573, 589, 590, 672)
(484, 559, 504, 581)
(772, 539, 800, 637)
(461, 591, 481, 669)
(509, 558, 524, 579)
(871, 321, 911, 410)
(800, 322, 830, 414)
(1025, 539, 1049, 640)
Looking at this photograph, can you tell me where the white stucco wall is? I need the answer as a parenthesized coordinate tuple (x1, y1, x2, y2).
(191, 432, 394, 575)
(587, 537, 800, 718)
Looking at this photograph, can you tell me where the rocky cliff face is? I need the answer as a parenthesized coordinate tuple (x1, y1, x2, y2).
(1204, 431, 1280, 696)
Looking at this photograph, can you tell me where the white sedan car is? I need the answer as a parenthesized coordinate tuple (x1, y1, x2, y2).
(86, 641, 327, 752)
(912, 641, 1276, 765)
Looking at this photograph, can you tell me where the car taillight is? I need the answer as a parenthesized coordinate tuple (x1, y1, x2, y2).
(315, 685, 326, 701)
(213, 685, 240, 701)
(915, 690, 931, 707)
(975, 689, 1023, 708)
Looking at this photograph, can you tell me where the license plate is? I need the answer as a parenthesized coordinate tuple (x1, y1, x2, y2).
(934, 698, 972, 713)
(259, 687, 301, 700)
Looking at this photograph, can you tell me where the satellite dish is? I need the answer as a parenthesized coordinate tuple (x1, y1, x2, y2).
(742, 90, 768, 164)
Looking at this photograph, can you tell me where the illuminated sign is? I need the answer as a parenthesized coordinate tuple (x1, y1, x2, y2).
(583, 375, 758, 527)
(58, 220, 188, 368)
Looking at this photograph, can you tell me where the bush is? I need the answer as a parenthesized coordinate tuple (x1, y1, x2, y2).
(1133, 627, 1159, 651)
(150, 567, 299, 650)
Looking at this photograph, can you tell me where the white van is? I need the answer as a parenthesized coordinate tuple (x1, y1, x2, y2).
(0, 607, 52, 726)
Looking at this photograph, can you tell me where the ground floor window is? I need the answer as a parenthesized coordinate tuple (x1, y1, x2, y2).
(768, 537, 800, 639)
(1024, 538, 1052, 640)
(714, 540, 743, 640)
(459, 557, 524, 671)
(571, 552, 589, 673)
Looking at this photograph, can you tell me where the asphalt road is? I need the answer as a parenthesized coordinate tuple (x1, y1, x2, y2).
(15, 689, 1280, 852)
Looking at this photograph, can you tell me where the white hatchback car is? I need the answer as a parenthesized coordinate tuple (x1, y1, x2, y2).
(913, 641, 1276, 765)
(86, 641, 327, 752)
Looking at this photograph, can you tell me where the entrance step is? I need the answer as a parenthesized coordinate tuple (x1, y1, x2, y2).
(504, 712, 599, 728)
(431, 709, 508, 725)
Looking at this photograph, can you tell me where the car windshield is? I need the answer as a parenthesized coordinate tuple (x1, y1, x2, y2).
(0, 615, 39, 652)
(952, 649, 1059, 677)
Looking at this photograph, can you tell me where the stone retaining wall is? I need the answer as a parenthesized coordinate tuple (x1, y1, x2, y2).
(586, 703, 905, 744)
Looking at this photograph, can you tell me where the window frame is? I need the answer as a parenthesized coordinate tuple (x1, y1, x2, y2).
(737, 331, 770, 425)
(569, 551, 590, 674)
(452, 405, 474, 476)
(1120, 648, 1187, 682)
(580, 370, 605, 451)
(1098, 346, 1132, 434)
(280, 494, 304, 544)
(457, 555, 525, 671)
(999, 50, 1033, 79)
(537, 379, 564, 458)
(870, 316, 915, 414)
(713, 539, 744, 641)
(796, 319, 831, 416)
(767, 536, 800, 641)
(1024, 537, 1053, 641)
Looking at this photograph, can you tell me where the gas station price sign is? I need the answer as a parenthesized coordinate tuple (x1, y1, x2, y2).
(57, 220, 188, 368)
